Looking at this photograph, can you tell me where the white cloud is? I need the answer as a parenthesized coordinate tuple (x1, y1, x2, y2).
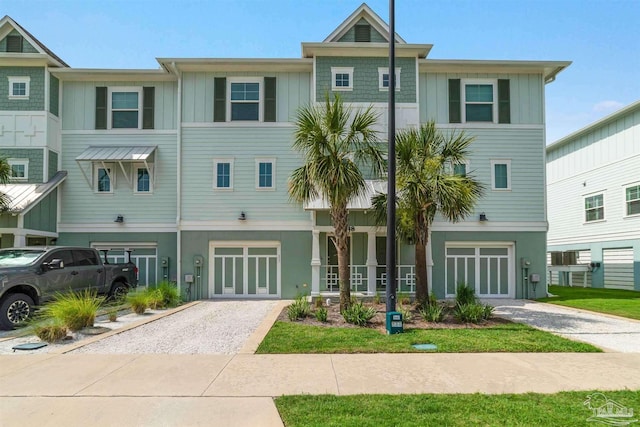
(592, 100, 624, 112)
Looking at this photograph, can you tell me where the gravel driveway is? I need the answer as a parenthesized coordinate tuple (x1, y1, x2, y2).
(69, 300, 278, 355)
(488, 299, 640, 353)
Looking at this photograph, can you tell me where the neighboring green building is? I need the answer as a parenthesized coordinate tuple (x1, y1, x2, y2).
(0, 5, 571, 299)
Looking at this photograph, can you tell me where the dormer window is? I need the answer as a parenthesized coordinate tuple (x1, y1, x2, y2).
(6, 35, 23, 52)
(355, 24, 371, 42)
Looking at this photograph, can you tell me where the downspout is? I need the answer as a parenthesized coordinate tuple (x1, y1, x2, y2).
(542, 73, 549, 298)
(172, 62, 183, 295)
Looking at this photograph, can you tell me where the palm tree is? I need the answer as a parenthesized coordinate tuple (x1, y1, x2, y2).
(0, 158, 13, 210)
(372, 121, 484, 307)
(289, 96, 385, 311)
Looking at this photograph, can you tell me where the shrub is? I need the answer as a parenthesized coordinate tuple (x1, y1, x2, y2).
(314, 297, 323, 309)
(482, 304, 494, 320)
(398, 305, 413, 323)
(145, 289, 165, 309)
(397, 292, 411, 305)
(420, 303, 444, 323)
(454, 302, 485, 324)
(342, 301, 377, 326)
(373, 293, 381, 305)
(287, 295, 311, 321)
(127, 291, 149, 315)
(108, 309, 118, 322)
(315, 307, 328, 322)
(455, 283, 477, 306)
(43, 290, 104, 331)
(428, 292, 438, 307)
(156, 281, 181, 308)
(34, 323, 67, 343)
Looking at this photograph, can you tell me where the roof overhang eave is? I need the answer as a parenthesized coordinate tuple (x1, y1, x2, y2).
(419, 59, 572, 81)
(156, 58, 313, 73)
(301, 43, 432, 58)
(50, 68, 175, 82)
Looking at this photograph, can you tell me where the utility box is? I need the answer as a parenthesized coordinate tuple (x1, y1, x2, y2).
(386, 311, 403, 334)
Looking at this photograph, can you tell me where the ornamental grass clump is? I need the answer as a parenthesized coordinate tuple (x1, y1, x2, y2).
(34, 322, 68, 343)
(341, 301, 377, 326)
(454, 302, 486, 324)
(287, 295, 311, 321)
(43, 290, 104, 331)
(155, 281, 181, 308)
(455, 283, 477, 306)
(398, 305, 414, 323)
(126, 291, 149, 315)
(420, 303, 444, 323)
(314, 307, 328, 322)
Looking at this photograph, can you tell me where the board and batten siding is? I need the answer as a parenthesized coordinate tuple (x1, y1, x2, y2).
(59, 133, 177, 224)
(181, 72, 311, 123)
(61, 81, 177, 130)
(419, 73, 543, 125)
(181, 127, 308, 222)
(24, 188, 57, 232)
(436, 127, 546, 222)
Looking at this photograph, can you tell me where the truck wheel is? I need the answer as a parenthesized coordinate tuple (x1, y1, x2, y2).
(109, 282, 129, 300)
(0, 293, 34, 330)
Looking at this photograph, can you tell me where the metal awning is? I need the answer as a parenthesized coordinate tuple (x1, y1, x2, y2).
(75, 146, 157, 189)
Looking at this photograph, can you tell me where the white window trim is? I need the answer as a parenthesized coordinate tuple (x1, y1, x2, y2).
(331, 67, 354, 91)
(133, 163, 153, 194)
(94, 164, 115, 194)
(624, 183, 640, 218)
(107, 86, 142, 129)
(213, 158, 234, 190)
(378, 67, 401, 91)
(255, 158, 276, 191)
(490, 159, 511, 191)
(8, 158, 29, 181)
(583, 192, 605, 223)
(227, 77, 263, 122)
(8, 76, 30, 99)
(461, 78, 498, 124)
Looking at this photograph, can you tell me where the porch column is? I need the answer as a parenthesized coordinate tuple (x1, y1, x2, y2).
(13, 232, 26, 248)
(366, 230, 377, 295)
(427, 229, 433, 296)
(311, 230, 321, 296)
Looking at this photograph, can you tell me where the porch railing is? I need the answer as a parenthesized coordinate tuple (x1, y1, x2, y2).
(320, 264, 416, 294)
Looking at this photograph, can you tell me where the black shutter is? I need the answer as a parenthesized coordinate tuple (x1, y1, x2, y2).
(264, 77, 277, 122)
(6, 35, 23, 52)
(498, 79, 511, 124)
(214, 77, 226, 122)
(143, 87, 155, 129)
(95, 87, 107, 129)
(448, 79, 461, 123)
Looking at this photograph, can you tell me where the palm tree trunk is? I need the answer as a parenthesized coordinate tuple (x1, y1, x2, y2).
(414, 220, 430, 308)
(331, 203, 351, 311)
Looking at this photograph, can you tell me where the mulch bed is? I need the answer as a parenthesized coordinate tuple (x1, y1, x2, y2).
(277, 300, 512, 333)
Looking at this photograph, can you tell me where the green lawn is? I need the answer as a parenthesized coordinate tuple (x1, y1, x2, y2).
(538, 285, 640, 320)
(256, 321, 600, 353)
(275, 391, 640, 427)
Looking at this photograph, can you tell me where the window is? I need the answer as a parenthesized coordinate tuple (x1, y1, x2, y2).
(108, 87, 142, 129)
(453, 162, 467, 177)
(229, 79, 261, 121)
(135, 166, 152, 193)
(585, 194, 604, 222)
(462, 79, 497, 123)
(8, 159, 28, 181)
(331, 67, 354, 91)
(625, 185, 640, 216)
(213, 159, 234, 190)
(8, 76, 30, 99)
(378, 68, 401, 91)
(256, 159, 275, 190)
(95, 165, 114, 193)
(491, 160, 511, 190)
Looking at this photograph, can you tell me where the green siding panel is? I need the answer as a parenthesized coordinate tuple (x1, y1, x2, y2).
(0, 148, 44, 183)
(0, 66, 45, 111)
(0, 215, 18, 228)
(49, 75, 59, 116)
(48, 150, 58, 180)
(315, 57, 416, 103)
(24, 189, 57, 232)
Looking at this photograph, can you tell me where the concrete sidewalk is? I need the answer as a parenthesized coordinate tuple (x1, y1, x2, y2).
(2, 352, 640, 426)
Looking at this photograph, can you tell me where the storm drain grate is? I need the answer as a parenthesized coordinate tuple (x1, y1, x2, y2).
(12, 342, 47, 352)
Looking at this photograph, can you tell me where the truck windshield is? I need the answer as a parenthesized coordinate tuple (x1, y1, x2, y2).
(0, 249, 45, 266)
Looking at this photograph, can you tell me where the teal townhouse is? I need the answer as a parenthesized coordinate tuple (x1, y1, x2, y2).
(0, 4, 570, 300)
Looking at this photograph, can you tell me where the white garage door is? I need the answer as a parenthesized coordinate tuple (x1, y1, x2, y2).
(604, 248, 634, 290)
(92, 244, 157, 287)
(445, 243, 515, 298)
(209, 241, 280, 297)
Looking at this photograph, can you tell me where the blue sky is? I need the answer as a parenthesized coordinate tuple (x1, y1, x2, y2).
(4, 0, 639, 143)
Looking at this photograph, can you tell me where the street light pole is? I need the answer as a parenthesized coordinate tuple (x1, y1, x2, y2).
(386, 0, 397, 314)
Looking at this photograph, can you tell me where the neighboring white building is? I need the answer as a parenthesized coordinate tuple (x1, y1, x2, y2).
(546, 101, 640, 290)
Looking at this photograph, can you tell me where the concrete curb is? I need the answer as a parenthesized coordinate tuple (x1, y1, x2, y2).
(55, 301, 202, 354)
(237, 300, 290, 354)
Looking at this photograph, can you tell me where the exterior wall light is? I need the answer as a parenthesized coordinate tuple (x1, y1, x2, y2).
(479, 213, 488, 221)
(238, 212, 247, 221)
(114, 215, 124, 223)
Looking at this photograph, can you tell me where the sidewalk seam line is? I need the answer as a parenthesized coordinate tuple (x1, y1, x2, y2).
(200, 354, 236, 396)
(330, 355, 341, 395)
(72, 354, 143, 396)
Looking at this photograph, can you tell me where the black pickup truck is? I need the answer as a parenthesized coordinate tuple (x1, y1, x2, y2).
(0, 246, 138, 329)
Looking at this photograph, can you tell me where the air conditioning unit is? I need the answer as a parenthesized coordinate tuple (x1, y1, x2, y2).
(562, 251, 577, 266)
(550, 252, 563, 266)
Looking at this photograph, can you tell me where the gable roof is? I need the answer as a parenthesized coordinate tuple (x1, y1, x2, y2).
(323, 3, 406, 44)
(0, 15, 68, 67)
